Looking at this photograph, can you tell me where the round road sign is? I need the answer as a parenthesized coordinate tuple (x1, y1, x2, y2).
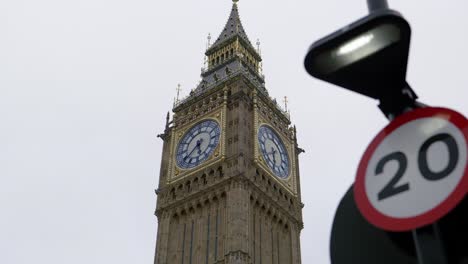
(355, 107, 468, 231)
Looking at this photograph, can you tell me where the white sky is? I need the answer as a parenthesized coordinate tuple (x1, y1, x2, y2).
(1, 0, 467, 263)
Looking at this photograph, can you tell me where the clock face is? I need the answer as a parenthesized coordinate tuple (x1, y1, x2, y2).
(176, 120, 221, 169)
(258, 125, 290, 179)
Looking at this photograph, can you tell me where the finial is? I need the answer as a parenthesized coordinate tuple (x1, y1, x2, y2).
(233, 0, 239, 4)
(176, 84, 181, 103)
(283, 96, 289, 112)
(206, 33, 211, 50)
(165, 112, 170, 130)
(256, 39, 261, 54)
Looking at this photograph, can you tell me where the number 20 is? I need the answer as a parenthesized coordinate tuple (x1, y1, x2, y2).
(376, 133, 459, 201)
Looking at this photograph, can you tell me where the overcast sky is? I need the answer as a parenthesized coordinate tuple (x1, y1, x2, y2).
(2, 0, 468, 263)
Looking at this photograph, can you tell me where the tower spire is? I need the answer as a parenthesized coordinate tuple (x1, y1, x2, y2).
(206, 0, 259, 57)
(177, 0, 267, 109)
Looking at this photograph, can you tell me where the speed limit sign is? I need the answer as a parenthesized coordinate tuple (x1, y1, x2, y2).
(354, 107, 468, 231)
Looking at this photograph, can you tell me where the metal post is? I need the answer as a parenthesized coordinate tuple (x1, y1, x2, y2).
(412, 223, 448, 264)
(367, 0, 389, 12)
(381, 100, 449, 264)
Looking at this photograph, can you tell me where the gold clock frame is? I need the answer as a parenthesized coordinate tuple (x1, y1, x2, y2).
(254, 119, 298, 196)
(167, 109, 226, 183)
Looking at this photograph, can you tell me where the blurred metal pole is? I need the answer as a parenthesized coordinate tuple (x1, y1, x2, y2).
(367, 0, 389, 12)
(412, 223, 449, 264)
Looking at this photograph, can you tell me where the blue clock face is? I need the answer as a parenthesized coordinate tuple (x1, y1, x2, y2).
(176, 120, 221, 169)
(258, 125, 290, 179)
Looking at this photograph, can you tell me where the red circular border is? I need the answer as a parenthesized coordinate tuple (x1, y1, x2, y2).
(354, 107, 468, 231)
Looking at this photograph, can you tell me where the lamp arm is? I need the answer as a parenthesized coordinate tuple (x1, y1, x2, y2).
(367, 0, 389, 13)
(377, 83, 418, 120)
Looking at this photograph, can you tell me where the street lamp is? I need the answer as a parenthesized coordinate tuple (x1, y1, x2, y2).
(304, 9, 417, 117)
(305, 2, 454, 264)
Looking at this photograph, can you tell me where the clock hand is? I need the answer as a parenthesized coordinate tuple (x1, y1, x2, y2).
(185, 139, 202, 159)
(265, 149, 277, 156)
(197, 138, 204, 154)
(185, 146, 197, 160)
(270, 147, 277, 164)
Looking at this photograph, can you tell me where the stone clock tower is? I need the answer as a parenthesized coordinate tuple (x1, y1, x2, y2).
(154, 1, 303, 263)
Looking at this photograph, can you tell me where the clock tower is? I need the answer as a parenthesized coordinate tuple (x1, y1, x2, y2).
(154, 1, 303, 263)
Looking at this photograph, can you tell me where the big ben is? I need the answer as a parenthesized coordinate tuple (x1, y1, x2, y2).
(154, 1, 303, 263)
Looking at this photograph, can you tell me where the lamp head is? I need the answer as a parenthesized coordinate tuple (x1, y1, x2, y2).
(304, 10, 411, 100)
